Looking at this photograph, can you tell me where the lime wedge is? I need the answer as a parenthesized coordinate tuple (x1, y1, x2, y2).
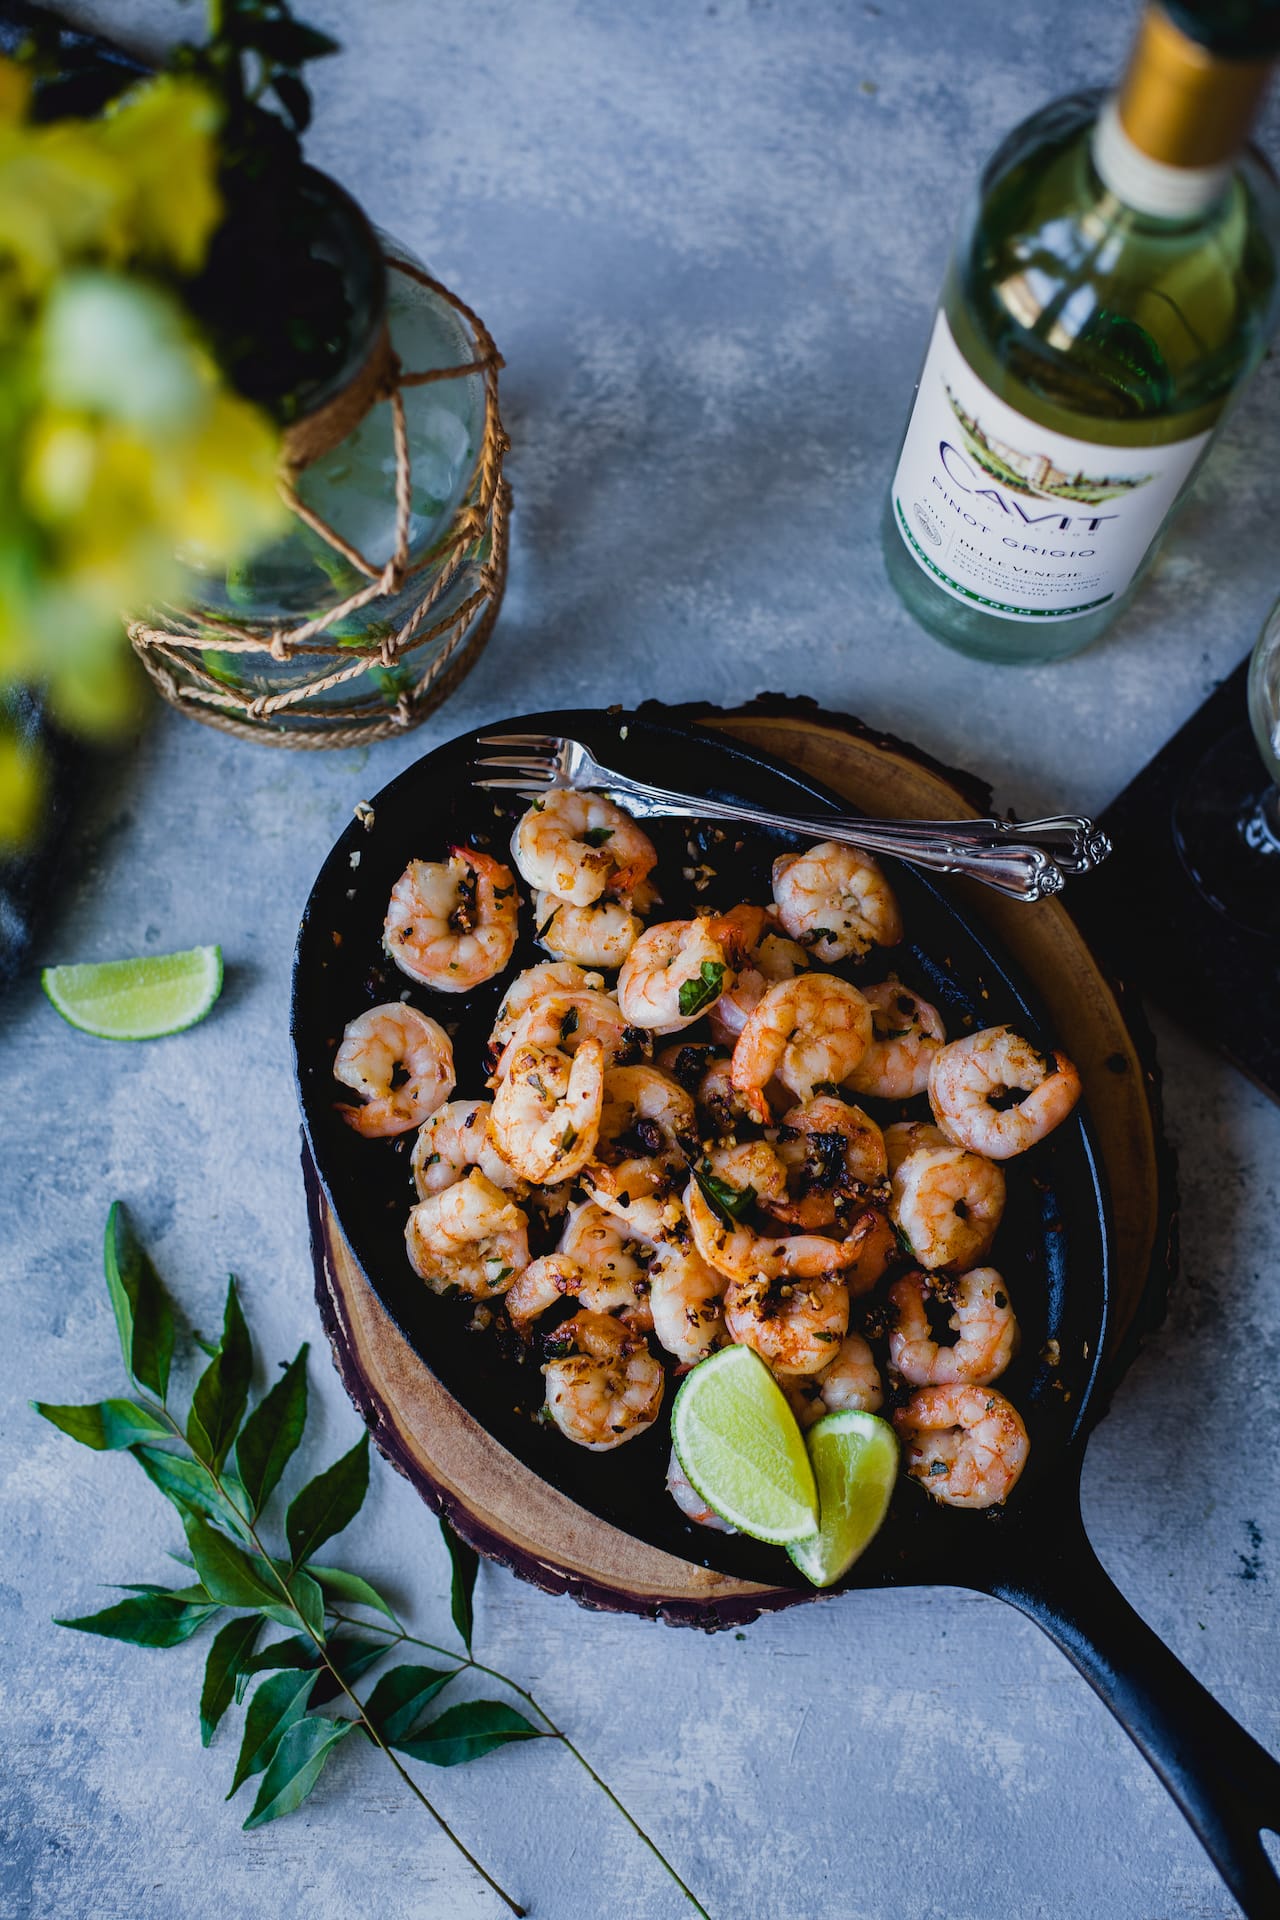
(41, 945, 224, 1040)
(671, 1346, 819, 1544)
(787, 1411, 899, 1589)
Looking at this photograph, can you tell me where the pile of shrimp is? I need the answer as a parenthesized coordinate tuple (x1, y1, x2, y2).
(332, 789, 1083, 1524)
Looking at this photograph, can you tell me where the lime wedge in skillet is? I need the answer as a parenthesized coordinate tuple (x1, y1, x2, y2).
(41, 945, 224, 1040)
(786, 1411, 899, 1589)
(671, 1346, 819, 1544)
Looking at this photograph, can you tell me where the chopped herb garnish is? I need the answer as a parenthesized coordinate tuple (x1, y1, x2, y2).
(559, 1126, 578, 1152)
(583, 826, 615, 848)
(560, 1006, 580, 1039)
(693, 1163, 755, 1226)
(677, 961, 725, 1020)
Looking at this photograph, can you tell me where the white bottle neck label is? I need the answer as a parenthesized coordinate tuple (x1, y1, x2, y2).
(890, 311, 1210, 624)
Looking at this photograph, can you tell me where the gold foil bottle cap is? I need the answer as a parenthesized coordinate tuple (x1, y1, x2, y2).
(1117, 4, 1273, 168)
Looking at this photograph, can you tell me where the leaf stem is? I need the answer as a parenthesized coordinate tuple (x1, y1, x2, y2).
(330, 1613, 711, 1920)
(153, 1408, 525, 1919)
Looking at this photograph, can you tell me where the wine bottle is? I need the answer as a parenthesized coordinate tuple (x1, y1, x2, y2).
(883, 2, 1280, 665)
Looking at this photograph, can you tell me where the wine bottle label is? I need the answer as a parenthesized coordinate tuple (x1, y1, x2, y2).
(890, 312, 1211, 622)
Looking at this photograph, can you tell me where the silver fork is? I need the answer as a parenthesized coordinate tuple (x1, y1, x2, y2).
(473, 731, 1112, 903)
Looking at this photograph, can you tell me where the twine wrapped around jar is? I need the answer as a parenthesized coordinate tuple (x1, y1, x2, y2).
(128, 258, 509, 748)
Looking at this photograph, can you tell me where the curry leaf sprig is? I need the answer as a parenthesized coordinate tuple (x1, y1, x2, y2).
(35, 1203, 710, 1920)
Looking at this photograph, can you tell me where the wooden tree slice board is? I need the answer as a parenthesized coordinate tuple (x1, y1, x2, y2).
(307, 701, 1175, 1627)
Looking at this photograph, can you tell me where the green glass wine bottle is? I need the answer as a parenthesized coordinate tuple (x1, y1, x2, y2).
(883, 2, 1280, 664)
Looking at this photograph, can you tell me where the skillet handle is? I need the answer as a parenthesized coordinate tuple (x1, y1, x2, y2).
(979, 1481, 1280, 1916)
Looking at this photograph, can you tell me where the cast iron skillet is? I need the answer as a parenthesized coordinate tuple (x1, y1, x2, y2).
(292, 709, 1280, 1915)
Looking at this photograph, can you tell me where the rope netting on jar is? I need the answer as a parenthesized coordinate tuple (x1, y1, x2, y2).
(128, 258, 509, 749)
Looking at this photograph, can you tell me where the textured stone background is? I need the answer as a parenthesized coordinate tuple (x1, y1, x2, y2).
(3, 4, 1279, 1917)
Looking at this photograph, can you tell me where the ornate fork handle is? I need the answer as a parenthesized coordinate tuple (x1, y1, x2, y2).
(590, 775, 1109, 904)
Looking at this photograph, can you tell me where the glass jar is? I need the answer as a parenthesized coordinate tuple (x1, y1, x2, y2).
(130, 174, 508, 743)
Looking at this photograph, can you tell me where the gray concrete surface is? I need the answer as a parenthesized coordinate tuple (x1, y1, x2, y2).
(4, 4, 1280, 1917)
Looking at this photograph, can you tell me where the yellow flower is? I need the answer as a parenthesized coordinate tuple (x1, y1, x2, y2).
(100, 77, 223, 274)
(0, 716, 43, 852)
(0, 58, 32, 127)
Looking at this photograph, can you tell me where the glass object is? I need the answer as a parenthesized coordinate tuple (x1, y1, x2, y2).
(131, 176, 506, 742)
(1172, 595, 1280, 939)
(884, 5, 1280, 665)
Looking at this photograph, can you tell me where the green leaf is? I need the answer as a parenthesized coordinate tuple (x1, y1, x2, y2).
(33, 1398, 169, 1450)
(392, 1700, 541, 1768)
(305, 1563, 399, 1625)
(284, 1567, 326, 1640)
(269, 68, 312, 133)
(285, 1434, 369, 1567)
(117, 1582, 212, 1603)
(187, 1278, 253, 1471)
(248, 19, 341, 66)
(677, 961, 725, 1020)
(237, 1635, 316, 1700)
(227, 1668, 318, 1798)
(133, 1446, 251, 1538)
(183, 1515, 288, 1617)
(103, 1202, 175, 1400)
(242, 1716, 355, 1830)
(440, 1520, 478, 1653)
(582, 825, 614, 848)
(235, 1345, 308, 1516)
(692, 1163, 756, 1226)
(309, 1634, 387, 1706)
(201, 1614, 263, 1746)
(55, 1589, 219, 1648)
(365, 1664, 456, 1744)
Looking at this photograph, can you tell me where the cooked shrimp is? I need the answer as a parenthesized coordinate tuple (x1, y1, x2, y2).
(894, 1383, 1029, 1509)
(708, 924, 808, 1045)
(884, 1120, 952, 1173)
(411, 1099, 525, 1198)
(697, 1139, 791, 1215)
(489, 961, 605, 1056)
(686, 1177, 871, 1286)
(383, 849, 518, 992)
(766, 1095, 887, 1229)
(542, 1310, 664, 1450)
(846, 982, 947, 1100)
(785, 1332, 884, 1427)
(559, 1200, 655, 1329)
(666, 1449, 734, 1531)
(404, 1170, 529, 1297)
(505, 1253, 582, 1333)
(490, 988, 641, 1081)
(890, 1143, 1006, 1272)
(512, 790, 656, 907)
(843, 1209, 899, 1297)
(334, 1003, 455, 1138)
(772, 841, 903, 961)
(725, 1269, 850, 1377)
(731, 974, 872, 1120)
(616, 918, 733, 1034)
(489, 1038, 604, 1183)
(658, 1043, 757, 1134)
(584, 1066, 697, 1238)
(888, 1267, 1018, 1386)
(534, 890, 643, 970)
(647, 1237, 726, 1364)
(929, 1026, 1082, 1160)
